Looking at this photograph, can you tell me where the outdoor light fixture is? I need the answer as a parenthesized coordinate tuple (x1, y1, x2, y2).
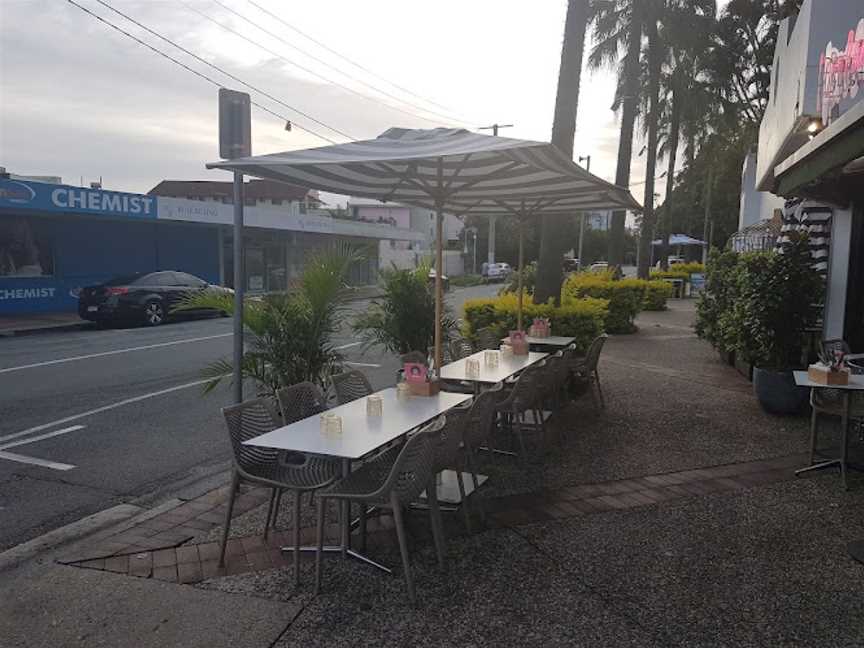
(806, 119, 824, 139)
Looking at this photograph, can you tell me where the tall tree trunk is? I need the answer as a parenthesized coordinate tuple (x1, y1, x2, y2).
(535, 0, 589, 305)
(636, 15, 662, 280)
(657, 81, 681, 271)
(607, 8, 643, 268)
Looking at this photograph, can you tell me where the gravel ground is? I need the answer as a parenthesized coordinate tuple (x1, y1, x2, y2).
(190, 301, 864, 646)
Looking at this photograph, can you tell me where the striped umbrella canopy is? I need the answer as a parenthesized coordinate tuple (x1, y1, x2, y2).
(208, 127, 641, 373)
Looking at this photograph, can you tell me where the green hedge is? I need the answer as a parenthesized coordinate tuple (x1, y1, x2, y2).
(644, 281, 673, 311)
(561, 273, 646, 333)
(462, 293, 608, 353)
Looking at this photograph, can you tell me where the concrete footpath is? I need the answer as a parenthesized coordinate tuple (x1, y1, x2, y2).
(2, 300, 863, 647)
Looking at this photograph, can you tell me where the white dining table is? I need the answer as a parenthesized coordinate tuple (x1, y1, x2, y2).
(501, 335, 576, 349)
(244, 387, 472, 572)
(439, 350, 548, 386)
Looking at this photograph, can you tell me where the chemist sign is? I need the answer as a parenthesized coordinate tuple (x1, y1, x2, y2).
(0, 179, 157, 220)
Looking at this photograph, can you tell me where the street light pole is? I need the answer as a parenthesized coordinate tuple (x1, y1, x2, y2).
(577, 155, 591, 269)
(478, 123, 514, 267)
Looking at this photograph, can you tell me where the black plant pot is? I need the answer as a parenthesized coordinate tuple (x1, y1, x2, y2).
(752, 367, 809, 415)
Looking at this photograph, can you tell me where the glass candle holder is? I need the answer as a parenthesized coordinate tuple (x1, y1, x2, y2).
(366, 394, 383, 416)
(465, 357, 481, 378)
(396, 382, 411, 400)
(500, 344, 513, 359)
(484, 350, 500, 368)
(320, 413, 343, 436)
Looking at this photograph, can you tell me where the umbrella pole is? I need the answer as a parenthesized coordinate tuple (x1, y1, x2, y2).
(434, 204, 444, 376)
(517, 216, 524, 331)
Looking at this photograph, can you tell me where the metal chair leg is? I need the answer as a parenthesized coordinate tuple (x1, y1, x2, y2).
(218, 471, 241, 567)
(426, 478, 447, 568)
(595, 370, 605, 408)
(272, 489, 284, 531)
(292, 490, 302, 587)
(263, 488, 278, 540)
(455, 467, 472, 534)
(391, 495, 417, 607)
(808, 405, 819, 465)
(314, 496, 326, 595)
(513, 414, 528, 462)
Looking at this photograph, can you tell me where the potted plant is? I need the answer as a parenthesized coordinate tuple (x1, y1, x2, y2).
(726, 233, 823, 414)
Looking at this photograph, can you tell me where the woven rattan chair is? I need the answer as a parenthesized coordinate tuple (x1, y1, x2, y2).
(219, 397, 338, 586)
(427, 401, 473, 532)
(494, 364, 546, 460)
(314, 418, 446, 607)
(474, 327, 501, 351)
(330, 369, 373, 405)
(571, 334, 608, 409)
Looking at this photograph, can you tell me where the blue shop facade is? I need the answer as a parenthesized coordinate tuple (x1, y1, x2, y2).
(0, 178, 424, 317)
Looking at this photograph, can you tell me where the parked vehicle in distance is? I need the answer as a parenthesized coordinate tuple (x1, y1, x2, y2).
(78, 271, 232, 326)
(656, 256, 686, 268)
(589, 261, 609, 272)
(483, 262, 513, 282)
(562, 258, 580, 272)
(427, 269, 450, 292)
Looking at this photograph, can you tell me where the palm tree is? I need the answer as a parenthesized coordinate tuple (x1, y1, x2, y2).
(588, 0, 644, 269)
(535, 0, 590, 305)
(654, 1, 716, 269)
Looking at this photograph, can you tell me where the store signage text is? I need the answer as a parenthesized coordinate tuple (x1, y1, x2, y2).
(818, 18, 864, 125)
(50, 188, 154, 216)
(0, 179, 157, 219)
(0, 287, 56, 300)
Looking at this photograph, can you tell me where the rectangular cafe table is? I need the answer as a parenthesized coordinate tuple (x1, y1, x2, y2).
(502, 335, 576, 350)
(244, 387, 472, 572)
(439, 350, 548, 389)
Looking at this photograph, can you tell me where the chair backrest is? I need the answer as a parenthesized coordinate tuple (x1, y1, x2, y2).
(427, 401, 472, 471)
(276, 382, 327, 425)
(449, 337, 475, 360)
(500, 364, 543, 411)
(822, 338, 851, 360)
(475, 327, 500, 351)
(382, 418, 440, 504)
(401, 351, 427, 365)
(583, 334, 609, 372)
(330, 369, 373, 405)
(465, 381, 505, 448)
(540, 355, 567, 393)
(221, 398, 280, 474)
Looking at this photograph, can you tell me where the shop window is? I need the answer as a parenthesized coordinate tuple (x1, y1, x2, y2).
(299, 202, 307, 214)
(0, 216, 54, 277)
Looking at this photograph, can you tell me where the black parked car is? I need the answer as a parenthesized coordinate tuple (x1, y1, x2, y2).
(78, 271, 231, 326)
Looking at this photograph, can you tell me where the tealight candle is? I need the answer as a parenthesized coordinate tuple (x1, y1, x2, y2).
(484, 350, 500, 368)
(396, 382, 411, 400)
(466, 358, 481, 378)
(320, 413, 343, 436)
(366, 394, 383, 416)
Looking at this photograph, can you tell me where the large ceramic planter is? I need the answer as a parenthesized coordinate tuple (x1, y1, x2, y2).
(752, 367, 809, 415)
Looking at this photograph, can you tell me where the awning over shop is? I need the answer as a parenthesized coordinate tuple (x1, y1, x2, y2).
(651, 234, 706, 246)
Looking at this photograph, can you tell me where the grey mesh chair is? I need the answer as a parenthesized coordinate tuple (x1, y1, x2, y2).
(571, 334, 608, 408)
(314, 418, 445, 607)
(458, 382, 505, 528)
(494, 365, 546, 460)
(449, 337, 475, 360)
(474, 327, 501, 351)
(219, 397, 338, 586)
(330, 369, 373, 405)
(427, 401, 473, 532)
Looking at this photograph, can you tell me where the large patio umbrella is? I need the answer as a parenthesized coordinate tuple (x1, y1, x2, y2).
(207, 127, 640, 375)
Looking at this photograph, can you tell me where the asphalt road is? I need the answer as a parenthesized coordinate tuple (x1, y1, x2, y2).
(0, 283, 498, 551)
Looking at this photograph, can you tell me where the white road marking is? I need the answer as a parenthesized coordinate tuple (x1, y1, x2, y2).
(0, 425, 86, 451)
(334, 341, 362, 350)
(0, 378, 213, 445)
(0, 333, 233, 374)
(0, 451, 75, 471)
(346, 361, 381, 368)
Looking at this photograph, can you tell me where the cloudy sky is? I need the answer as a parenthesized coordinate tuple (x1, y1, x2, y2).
(0, 0, 661, 204)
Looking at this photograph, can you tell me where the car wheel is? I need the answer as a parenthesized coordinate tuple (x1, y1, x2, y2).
(143, 300, 165, 326)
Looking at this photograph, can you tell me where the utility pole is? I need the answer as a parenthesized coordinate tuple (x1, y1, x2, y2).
(577, 155, 591, 268)
(479, 123, 514, 266)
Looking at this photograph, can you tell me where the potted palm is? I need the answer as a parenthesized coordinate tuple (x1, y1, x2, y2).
(726, 233, 823, 414)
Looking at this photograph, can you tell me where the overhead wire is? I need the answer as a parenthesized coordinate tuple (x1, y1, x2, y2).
(180, 0, 449, 126)
(210, 0, 469, 127)
(77, 0, 353, 142)
(246, 0, 471, 124)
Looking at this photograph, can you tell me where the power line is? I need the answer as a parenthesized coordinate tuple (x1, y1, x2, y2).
(245, 0, 472, 125)
(86, 0, 353, 141)
(63, 0, 329, 140)
(181, 0, 447, 127)
(211, 0, 468, 127)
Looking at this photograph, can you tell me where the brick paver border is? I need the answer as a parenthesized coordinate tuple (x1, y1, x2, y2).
(63, 453, 809, 585)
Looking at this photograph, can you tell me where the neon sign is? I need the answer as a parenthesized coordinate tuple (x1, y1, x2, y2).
(817, 18, 864, 125)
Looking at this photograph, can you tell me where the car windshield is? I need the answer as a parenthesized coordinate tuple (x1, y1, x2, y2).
(104, 274, 143, 286)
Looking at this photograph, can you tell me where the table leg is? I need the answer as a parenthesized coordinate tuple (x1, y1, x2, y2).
(841, 393, 850, 491)
(341, 458, 350, 558)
